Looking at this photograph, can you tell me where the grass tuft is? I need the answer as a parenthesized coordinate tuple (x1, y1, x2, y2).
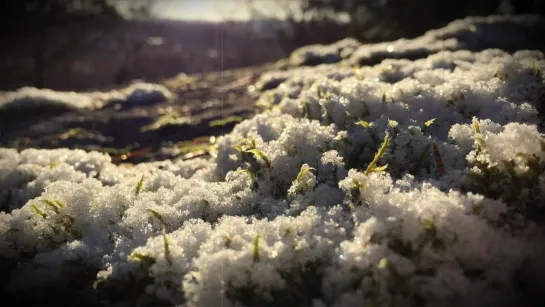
(40, 199, 62, 214)
(296, 164, 316, 183)
(472, 117, 485, 153)
(128, 252, 157, 263)
(162, 229, 173, 266)
(356, 120, 371, 128)
(31, 204, 47, 219)
(253, 234, 261, 263)
(422, 118, 436, 134)
(146, 208, 167, 227)
(364, 132, 391, 176)
(246, 149, 271, 168)
(135, 175, 145, 195)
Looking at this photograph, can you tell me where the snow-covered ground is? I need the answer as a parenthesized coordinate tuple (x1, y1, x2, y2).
(1, 15, 545, 307)
(0, 82, 174, 112)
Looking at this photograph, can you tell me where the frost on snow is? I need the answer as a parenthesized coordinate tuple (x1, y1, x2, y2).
(2, 15, 545, 307)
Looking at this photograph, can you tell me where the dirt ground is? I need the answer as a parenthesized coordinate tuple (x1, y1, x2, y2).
(0, 64, 272, 164)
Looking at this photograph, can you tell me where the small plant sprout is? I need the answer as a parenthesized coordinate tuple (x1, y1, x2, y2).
(378, 258, 389, 270)
(146, 209, 168, 228)
(284, 227, 292, 237)
(348, 177, 365, 207)
(472, 117, 486, 153)
(49, 161, 59, 170)
(31, 203, 47, 219)
(253, 234, 261, 263)
(162, 229, 173, 265)
(146, 209, 172, 265)
(356, 120, 372, 128)
(237, 136, 256, 151)
(352, 178, 363, 191)
(422, 218, 435, 232)
(388, 120, 399, 134)
(355, 67, 364, 80)
(224, 235, 232, 248)
(235, 136, 271, 168)
(422, 118, 436, 134)
(432, 142, 446, 176)
(494, 68, 508, 81)
(364, 132, 391, 176)
(135, 175, 145, 195)
(532, 61, 541, 77)
(92, 276, 107, 290)
(41, 199, 63, 214)
(296, 164, 316, 184)
(128, 252, 157, 263)
(237, 169, 258, 189)
(246, 148, 271, 168)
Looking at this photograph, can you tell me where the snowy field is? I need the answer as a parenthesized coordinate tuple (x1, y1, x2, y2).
(1, 15, 545, 307)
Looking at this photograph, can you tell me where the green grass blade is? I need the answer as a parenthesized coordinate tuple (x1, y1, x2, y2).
(135, 175, 145, 195)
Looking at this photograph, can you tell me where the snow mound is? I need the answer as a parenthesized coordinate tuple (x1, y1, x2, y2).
(286, 15, 545, 68)
(289, 38, 362, 66)
(2, 17, 545, 307)
(0, 82, 174, 113)
(0, 87, 101, 112)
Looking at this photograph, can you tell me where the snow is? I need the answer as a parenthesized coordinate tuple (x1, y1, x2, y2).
(1, 15, 545, 307)
(0, 81, 174, 113)
(285, 15, 545, 68)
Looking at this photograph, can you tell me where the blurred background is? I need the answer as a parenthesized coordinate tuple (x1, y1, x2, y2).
(1, 0, 545, 92)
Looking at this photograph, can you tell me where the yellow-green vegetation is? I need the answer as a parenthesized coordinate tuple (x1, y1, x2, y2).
(135, 175, 145, 195)
(176, 136, 218, 160)
(146, 209, 172, 265)
(237, 169, 258, 189)
(253, 234, 261, 263)
(296, 164, 316, 184)
(472, 117, 485, 153)
(421, 118, 436, 134)
(208, 116, 245, 127)
(59, 128, 89, 140)
(364, 132, 391, 176)
(141, 110, 192, 132)
(99, 146, 134, 156)
(356, 120, 372, 128)
(235, 136, 271, 168)
(163, 73, 197, 90)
